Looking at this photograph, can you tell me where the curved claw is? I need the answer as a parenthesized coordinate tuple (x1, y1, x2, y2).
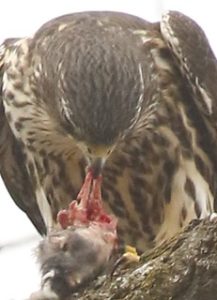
(110, 245, 140, 277)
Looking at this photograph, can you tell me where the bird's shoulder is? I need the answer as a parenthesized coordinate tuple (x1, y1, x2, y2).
(160, 11, 217, 119)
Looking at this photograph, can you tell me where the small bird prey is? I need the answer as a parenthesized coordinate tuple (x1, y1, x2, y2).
(1, 11, 217, 252)
(30, 173, 118, 300)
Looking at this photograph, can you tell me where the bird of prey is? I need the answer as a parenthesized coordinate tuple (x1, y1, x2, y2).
(1, 11, 217, 252)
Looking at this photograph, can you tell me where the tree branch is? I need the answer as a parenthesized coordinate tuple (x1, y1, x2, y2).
(71, 219, 217, 300)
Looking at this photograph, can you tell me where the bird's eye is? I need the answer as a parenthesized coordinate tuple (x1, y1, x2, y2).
(107, 149, 111, 155)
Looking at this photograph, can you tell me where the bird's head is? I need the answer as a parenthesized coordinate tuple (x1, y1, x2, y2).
(46, 17, 147, 175)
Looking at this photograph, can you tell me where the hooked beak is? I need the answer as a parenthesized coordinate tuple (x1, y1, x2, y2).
(89, 157, 106, 178)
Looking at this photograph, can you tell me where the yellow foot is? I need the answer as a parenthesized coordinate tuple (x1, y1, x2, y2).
(123, 245, 140, 262)
(110, 245, 140, 276)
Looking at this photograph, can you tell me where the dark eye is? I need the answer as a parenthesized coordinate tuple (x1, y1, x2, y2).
(107, 149, 111, 155)
(61, 242, 68, 252)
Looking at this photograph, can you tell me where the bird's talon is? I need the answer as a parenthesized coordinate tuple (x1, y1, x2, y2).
(122, 250, 140, 263)
(123, 245, 140, 264)
(110, 245, 140, 277)
(124, 245, 139, 257)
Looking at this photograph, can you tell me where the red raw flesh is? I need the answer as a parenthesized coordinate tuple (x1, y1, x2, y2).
(57, 170, 114, 228)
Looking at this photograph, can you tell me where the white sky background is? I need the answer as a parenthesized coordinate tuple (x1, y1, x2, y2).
(0, 1, 216, 299)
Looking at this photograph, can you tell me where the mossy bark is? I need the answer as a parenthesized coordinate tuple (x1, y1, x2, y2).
(71, 219, 217, 300)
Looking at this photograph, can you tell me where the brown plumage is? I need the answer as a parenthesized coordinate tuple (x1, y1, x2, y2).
(1, 11, 217, 252)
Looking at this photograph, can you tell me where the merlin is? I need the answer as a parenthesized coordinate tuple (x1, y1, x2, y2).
(0, 11, 217, 252)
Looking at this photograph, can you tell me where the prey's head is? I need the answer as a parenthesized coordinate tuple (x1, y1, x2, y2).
(46, 15, 146, 175)
(35, 223, 117, 299)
